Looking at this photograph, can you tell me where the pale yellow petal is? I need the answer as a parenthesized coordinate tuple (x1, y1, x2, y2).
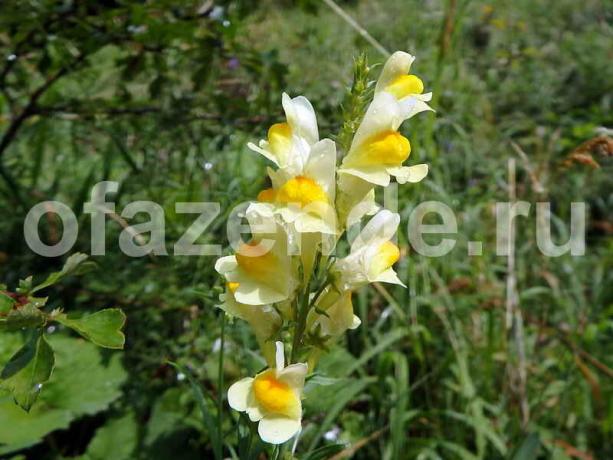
(258, 416, 301, 445)
(228, 377, 254, 412)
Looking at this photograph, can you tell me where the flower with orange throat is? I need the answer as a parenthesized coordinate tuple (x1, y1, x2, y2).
(227, 342, 307, 444)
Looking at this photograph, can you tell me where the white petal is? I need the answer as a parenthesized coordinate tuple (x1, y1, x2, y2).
(247, 141, 281, 167)
(350, 315, 362, 330)
(304, 139, 336, 200)
(247, 201, 275, 219)
(227, 377, 254, 412)
(413, 92, 433, 102)
(234, 278, 288, 305)
(348, 92, 404, 153)
(293, 212, 338, 235)
(388, 164, 429, 184)
(275, 341, 285, 371)
(278, 363, 308, 394)
(397, 96, 434, 120)
(338, 167, 391, 187)
(351, 210, 400, 252)
(375, 51, 415, 94)
(258, 416, 302, 445)
(374, 268, 406, 287)
(345, 191, 379, 228)
(215, 256, 238, 275)
(278, 206, 300, 224)
(267, 167, 290, 189)
(282, 93, 319, 145)
(246, 404, 264, 422)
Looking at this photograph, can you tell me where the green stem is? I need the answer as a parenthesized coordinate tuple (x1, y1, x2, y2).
(216, 314, 226, 460)
(290, 288, 310, 364)
(311, 280, 331, 308)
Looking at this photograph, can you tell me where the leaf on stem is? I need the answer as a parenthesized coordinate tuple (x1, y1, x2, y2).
(55, 308, 126, 349)
(0, 332, 55, 411)
(31, 253, 94, 294)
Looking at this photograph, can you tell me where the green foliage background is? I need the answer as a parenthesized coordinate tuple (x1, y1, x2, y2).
(0, 0, 611, 458)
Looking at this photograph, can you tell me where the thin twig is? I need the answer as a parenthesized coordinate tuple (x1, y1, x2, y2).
(321, 0, 390, 57)
(438, 0, 457, 64)
(505, 158, 530, 428)
(505, 159, 517, 331)
(510, 140, 546, 194)
(328, 427, 388, 460)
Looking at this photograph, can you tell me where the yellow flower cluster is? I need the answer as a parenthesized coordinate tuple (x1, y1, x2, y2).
(216, 51, 432, 444)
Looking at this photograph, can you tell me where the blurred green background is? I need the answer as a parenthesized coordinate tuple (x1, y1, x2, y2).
(0, 0, 611, 459)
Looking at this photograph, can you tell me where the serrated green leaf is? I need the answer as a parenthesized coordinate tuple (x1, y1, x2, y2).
(32, 253, 93, 293)
(0, 332, 55, 411)
(55, 308, 126, 349)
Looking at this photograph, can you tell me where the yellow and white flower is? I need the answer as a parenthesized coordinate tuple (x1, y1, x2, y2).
(247, 93, 338, 235)
(220, 287, 282, 366)
(338, 91, 429, 187)
(338, 51, 432, 188)
(252, 137, 338, 235)
(334, 210, 405, 289)
(375, 51, 433, 119)
(247, 92, 319, 177)
(215, 223, 298, 305)
(228, 342, 307, 444)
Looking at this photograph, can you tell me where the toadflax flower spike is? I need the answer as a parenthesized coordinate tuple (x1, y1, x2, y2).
(227, 342, 308, 444)
(217, 50, 434, 446)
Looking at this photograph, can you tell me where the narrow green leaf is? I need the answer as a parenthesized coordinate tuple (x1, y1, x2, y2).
(168, 362, 222, 460)
(303, 444, 345, 460)
(55, 309, 126, 349)
(438, 441, 479, 460)
(443, 410, 507, 455)
(1, 332, 55, 411)
(511, 433, 540, 460)
(391, 353, 409, 460)
(307, 377, 374, 453)
(344, 329, 406, 376)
